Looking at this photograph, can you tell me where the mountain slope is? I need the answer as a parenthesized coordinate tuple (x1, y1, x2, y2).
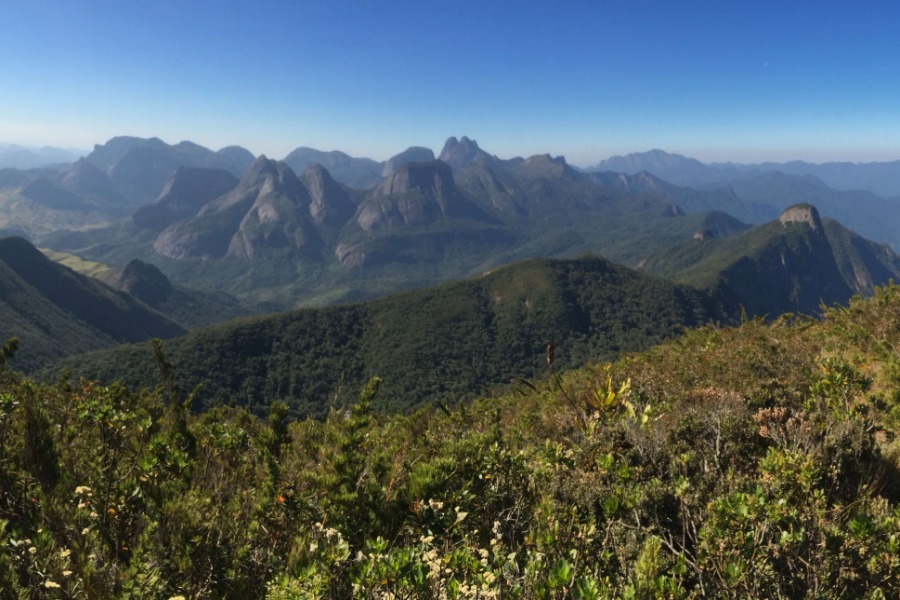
(43, 140, 749, 309)
(86, 136, 253, 206)
(0, 236, 185, 372)
(131, 166, 239, 231)
(46, 255, 727, 417)
(641, 204, 900, 317)
(722, 171, 900, 249)
(153, 156, 324, 259)
(355, 160, 493, 231)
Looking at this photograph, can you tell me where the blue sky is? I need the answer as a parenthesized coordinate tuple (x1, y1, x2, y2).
(2, 0, 899, 165)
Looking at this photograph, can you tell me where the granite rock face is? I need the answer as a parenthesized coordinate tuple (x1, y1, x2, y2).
(779, 203, 823, 231)
(356, 160, 469, 231)
(382, 146, 435, 177)
(438, 136, 495, 171)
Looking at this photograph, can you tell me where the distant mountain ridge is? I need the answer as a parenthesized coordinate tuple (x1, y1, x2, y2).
(592, 149, 900, 250)
(592, 148, 900, 197)
(10, 133, 900, 314)
(86, 136, 254, 206)
(38, 136, 788, 308)
(0, 143, 84, 169)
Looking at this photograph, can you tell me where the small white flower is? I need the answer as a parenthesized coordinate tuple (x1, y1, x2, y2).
(43, 580, 61, 589)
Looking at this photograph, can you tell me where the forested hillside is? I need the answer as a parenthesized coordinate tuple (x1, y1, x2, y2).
(4, 285, 900, 597)
(0, 237, 185, 372)
(46, 255, 724, 417)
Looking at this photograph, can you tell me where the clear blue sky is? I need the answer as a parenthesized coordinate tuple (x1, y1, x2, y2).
(2, 0, 899, 165)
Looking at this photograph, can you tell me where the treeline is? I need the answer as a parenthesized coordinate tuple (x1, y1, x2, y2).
(4, 286, 900, 596)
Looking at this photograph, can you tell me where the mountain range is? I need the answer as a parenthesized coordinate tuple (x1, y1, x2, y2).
(592, 148, 900, 197)
(33, 136, 717, 308)
(3, 134, 897, 314)
(42, 201, 900, 417)
(0, 143, 85, 169)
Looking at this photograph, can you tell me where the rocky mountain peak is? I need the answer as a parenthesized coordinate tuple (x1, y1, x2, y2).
(356, 160, 477, 231)
(779, 203, 823, 231)
(376, 160, 457, 198)
(115, 259, 174, 307)
(302, 164, 356, 228)
(439, 136, 493, 171)
(241, 156, 305, 197)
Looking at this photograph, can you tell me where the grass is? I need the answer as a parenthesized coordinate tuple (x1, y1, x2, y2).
(37, 248, 115, 279)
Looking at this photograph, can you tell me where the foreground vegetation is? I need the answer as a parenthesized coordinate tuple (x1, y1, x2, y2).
(6, 286, 900, 597)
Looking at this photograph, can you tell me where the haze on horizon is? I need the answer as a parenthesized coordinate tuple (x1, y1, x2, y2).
(2, 0, 899, 167)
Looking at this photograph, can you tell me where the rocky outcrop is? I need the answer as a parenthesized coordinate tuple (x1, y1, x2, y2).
(779, 203, 823, 231)
(302, 164, 356, 229)
(356, 161, 476, 231)
(438, 136, 496, 171)
(335, 243, 367, 268)
(153, 157, 323, 260)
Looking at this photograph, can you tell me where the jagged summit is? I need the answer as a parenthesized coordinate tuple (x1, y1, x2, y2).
(514, 153, 575, 179)
(439, 136, 495, 170)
